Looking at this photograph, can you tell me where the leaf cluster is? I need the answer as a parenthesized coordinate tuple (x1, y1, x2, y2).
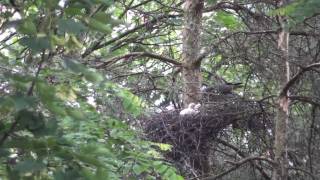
(0, 0, 182, 179)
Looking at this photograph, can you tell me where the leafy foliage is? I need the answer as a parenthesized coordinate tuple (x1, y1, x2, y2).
(0, 0, 182, 179)
(215, 11, 242, 30)
(271, 0, 320, 25)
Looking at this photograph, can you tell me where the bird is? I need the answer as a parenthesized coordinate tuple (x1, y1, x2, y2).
(203, 82, 242, 95)
(179, 103, 201, 116)
(194, 103, 201, 110)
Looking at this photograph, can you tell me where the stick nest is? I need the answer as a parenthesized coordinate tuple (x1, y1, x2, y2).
(143, 93, 273, 175)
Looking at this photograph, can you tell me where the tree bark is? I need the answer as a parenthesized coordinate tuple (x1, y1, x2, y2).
(181, 0, 209, 175)
(272, 1, 290, 179)
(181, 0, 204, 106)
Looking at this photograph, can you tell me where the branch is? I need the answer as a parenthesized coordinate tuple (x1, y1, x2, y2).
(27, 52, 46, 96)
(0, 120, 18, 146)
(216, 139, 271, 179)
(196, 30, 320, 64)
(129, 0, 154, 10)
(279, 63, 320, 97)
(204, 1, 262, 19)
(118, 0, 135, 19)
(289, 96, 320, 107)
(95, 52, 181, 68)
(202, 156, 275, 180)
(288, 167, 317, 180)
(82, 14, 181, 58)
(196, 32, 240, 64)
(0, 32, 16, 44)
(258, 95, 277, 102)
(239, 30, 320, 37)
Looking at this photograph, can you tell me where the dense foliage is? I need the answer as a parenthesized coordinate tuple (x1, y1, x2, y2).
(0, 0, 182, 179)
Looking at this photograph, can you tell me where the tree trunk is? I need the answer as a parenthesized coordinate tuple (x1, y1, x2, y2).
(181, 0, 203, 107)
(181, 0, 209, 175)
(272, 2, 290, 179)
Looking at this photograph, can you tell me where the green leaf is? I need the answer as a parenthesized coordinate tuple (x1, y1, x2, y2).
(73, 153, 104, 167)
(94, 0, 113, 6)
(0, 97, 15, 113)
(133, 163, 149, 175)
(70, 35, 84, 48)
(118, 89, 142, 116)
(80, 144, 113, 156)
(65, 7, 84, 16)
(32, 118, 59, 136)
(0, 148, 11, 157)
(63, 58, 103, 82)
(14, 160, 46, 174)
(4, 138, 33, 149)
(215, 11, 240, 30)
(44, 0, 59, 9)
(85, 18, 112, 33)
(207, 0, 218, 4)
(10, 95, 36, 111)
(164, 170, 184, 180)
(74, 0, 94, 7)
(269, 1, 302, 17)
(5, 72, 33, 83)
(47, 102, 67, 116)
(94, 168, 110, 180)
(58, 19, 87, 34)
(79, 167, 95, 179)
(55, 149, 74, 161)
(270, 0, 320, 26)
(152, 143, 172, 151)
(37, 82, 55, 102)
(155, 164, 168, 175)
(15, 110, 45, 132)
(18, 19, 37, 35)
(36, 82, 66, 116)
(52, 35, 67, 46)
(83, 70, 104, 82)
(20, 35, 51, 52)
(92, 12, 111, 22)
(63, 58, 86, 73)
(66, 108, 86, 120)
(53, 169, 82, 180)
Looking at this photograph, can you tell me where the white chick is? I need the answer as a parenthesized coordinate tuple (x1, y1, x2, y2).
(179, 103, 200, 116)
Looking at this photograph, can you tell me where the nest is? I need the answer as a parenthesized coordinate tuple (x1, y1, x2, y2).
(143, 93, 273, 176)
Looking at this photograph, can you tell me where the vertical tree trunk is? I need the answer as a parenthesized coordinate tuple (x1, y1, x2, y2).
(181, 0, 204, 106)
(272, 1, 290, 179)
(181, 0, 209, 175)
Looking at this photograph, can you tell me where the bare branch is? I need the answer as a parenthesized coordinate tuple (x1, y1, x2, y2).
(196, 31, 320, 64)
(216, 139, 271, 180)
(82, 14, 181, 58)
(280, 63, 320, 97)
(288, 167, 317, 180)
(289, 96, 320, 107)
(202, 156, 275, 180)
(95, 51, 181, 68)
(118, 0, 136, 19)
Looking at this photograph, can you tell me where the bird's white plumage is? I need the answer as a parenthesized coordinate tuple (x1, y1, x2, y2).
(194, 103, 201, 110)
(179, 103, 201, 116)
